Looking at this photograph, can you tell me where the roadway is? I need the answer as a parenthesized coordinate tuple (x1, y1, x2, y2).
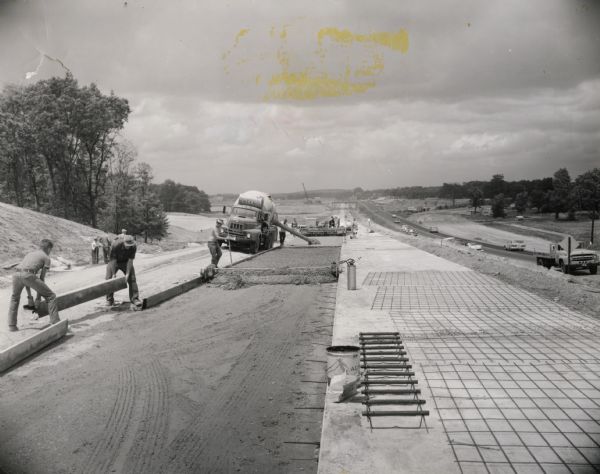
(359, 201, 535, 263)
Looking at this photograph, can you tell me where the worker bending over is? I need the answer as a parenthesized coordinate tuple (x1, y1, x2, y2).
(105, 235, 142, 309)
(7, 239, 61, 331)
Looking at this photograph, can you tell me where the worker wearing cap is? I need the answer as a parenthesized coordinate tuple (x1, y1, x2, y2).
(208, 219, 223, 267)
(105, 235, 142, 309)
(7, 239, 60, 331)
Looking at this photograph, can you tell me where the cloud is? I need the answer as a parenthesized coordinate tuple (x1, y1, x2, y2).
(0, 0, 598, 193)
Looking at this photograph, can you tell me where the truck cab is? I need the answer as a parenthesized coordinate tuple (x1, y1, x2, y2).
(536, 236, 598, 274)
(219, 191, 279, 253)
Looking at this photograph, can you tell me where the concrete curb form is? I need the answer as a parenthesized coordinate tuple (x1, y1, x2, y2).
(36, 277, 127, 316)
(0, 320, 69, 373)
(141, 246, 280, 310)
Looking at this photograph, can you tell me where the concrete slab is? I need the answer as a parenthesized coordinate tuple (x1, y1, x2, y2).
(0, 320, 68, 373)
(318, 225, 600, 473)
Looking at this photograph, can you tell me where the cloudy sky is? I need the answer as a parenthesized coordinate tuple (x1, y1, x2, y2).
(1, 0, 599, 194)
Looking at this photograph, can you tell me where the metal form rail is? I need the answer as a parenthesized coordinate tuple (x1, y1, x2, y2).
(360, 332, 429, 429)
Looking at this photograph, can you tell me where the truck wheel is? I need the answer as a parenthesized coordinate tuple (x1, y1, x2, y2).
(590, 265, 598, 275)
(560, 261, 569, 274)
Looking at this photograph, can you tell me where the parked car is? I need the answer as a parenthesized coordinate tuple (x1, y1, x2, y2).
(466, 242, 483, 251)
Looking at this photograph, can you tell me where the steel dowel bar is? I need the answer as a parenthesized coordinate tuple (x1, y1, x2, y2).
(362, 364, 411, 370)
(362, 356, 407, 361)
(364, 371, 414, 376)
(360, 345, 405, 350)
(360, 332, 400, 336)
(360, 336, 400, 340)
(364, 399, 426, 406)
(361, 359, 408, 369)
(365, 371, 415, 377)
(363, 356, 409, 362)
(363, 380, 418, 385)
(362, 410, 430, 417)
(364, 364, 413, 370)
(360, 341, 403, 346)
(361, 350, 405, 355)
(362, 389, 421, 396)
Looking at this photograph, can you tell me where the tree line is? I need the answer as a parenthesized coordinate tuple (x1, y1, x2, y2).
(0, 75, 211, 242)
(439, 169, 600, 221)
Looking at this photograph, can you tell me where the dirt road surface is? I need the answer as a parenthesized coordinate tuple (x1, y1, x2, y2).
(0, 245, 251, 349)
(0, 279, 337, 473)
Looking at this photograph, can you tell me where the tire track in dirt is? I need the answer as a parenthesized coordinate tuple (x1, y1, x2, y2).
(124, 360, 170, 474)
(84, 366, 139, 474)
(162, 289, 313, 472)
(186, 291, 323, 471)
(153, 296, 281, 469)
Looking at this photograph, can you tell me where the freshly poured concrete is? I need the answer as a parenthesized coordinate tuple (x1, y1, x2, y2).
(318, 228, 600, 473)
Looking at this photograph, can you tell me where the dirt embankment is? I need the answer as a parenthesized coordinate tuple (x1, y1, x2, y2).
(0, 203, 209, 284)
(359, 208, 600, 318)
(0, 201, 106, 271)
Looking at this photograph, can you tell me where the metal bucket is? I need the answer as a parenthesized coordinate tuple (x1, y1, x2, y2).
(326, 345, 360, 384)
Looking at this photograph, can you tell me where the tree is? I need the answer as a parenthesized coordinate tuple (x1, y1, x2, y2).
(0, 74, 130, 226)
(99, 140, 140, 234)
(576, 168, 600, 244)
(492, 194, 506, 218)
(440, 183, 464, 207)
(529, 189, 546, 213)
(487, 174, 507, 199)
(469, 186, 484, 213)
(135, 162, 169, 243)
(551, 168, 573, 220)
(155, 180, 211, 213)
(75, 83, 130, 227)
(514, 191, 528, 214)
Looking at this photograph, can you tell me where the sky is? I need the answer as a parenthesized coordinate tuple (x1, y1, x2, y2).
(0, 0, 599, 194)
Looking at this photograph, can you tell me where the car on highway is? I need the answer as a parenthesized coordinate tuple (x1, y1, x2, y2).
(429, 226, 439, 233)
(466, 242, 483, 251)
(504, 240, 526, 251)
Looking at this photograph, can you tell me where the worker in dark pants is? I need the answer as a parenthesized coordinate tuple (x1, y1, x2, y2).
(105, 235, 142, 309)
(279, 218, 288, 246)
(7, 239, 60, 331)
(208, 219, 223, 267)
(100, 235, 111, 264)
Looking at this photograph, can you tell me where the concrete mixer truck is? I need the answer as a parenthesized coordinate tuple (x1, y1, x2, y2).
(218, 190, 320, 253)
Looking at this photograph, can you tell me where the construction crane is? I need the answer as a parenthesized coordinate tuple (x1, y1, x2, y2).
(302, 183, 313, 204)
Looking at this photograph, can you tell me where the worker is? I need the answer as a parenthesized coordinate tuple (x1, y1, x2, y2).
(91, 238, 100, 264)
(208, 219, 223, 267)
(100, 235, 111, 263)
(118, 228, 127, 239)
(105, 235, 142, 309)
(279, 219, 288, 246)
(7, 239, 61, 331)
(329, 216, 336, 228)
(292, 218, 298, 228)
